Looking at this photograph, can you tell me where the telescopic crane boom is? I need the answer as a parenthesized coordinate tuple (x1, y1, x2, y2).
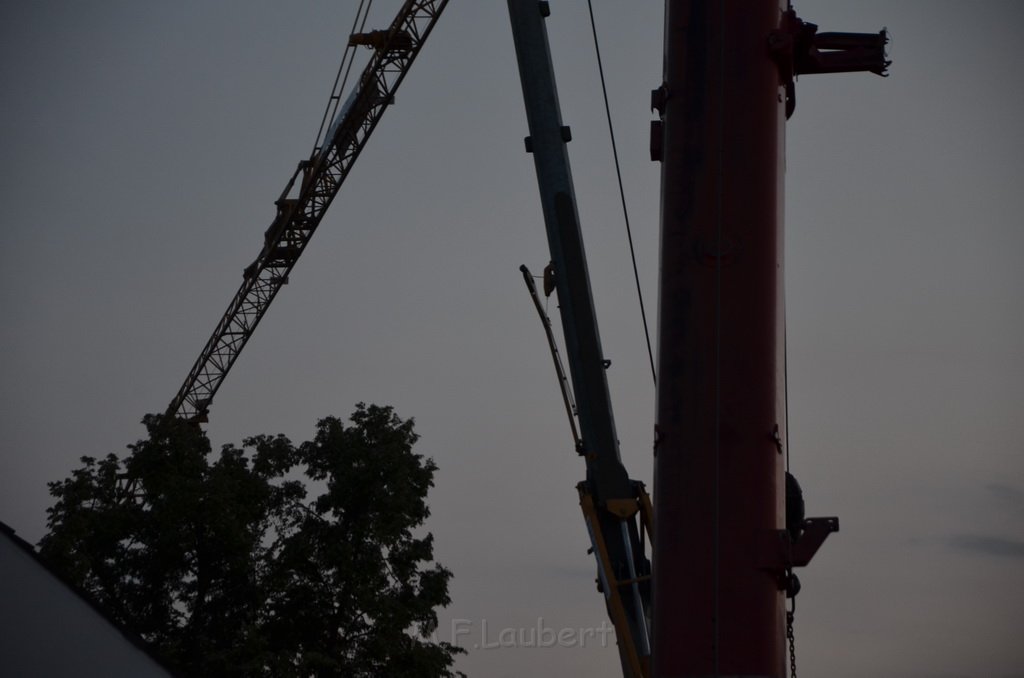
(508, 3, 652, 676)
(166, 0, 448, 422)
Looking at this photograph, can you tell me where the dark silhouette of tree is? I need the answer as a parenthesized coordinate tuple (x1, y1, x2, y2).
(39, 404, 463, 677)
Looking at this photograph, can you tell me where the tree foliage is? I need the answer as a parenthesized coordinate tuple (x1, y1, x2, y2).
(39, 404, 462, 677)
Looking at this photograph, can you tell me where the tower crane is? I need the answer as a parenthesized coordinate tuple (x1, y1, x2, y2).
(166, 0, 448, 423)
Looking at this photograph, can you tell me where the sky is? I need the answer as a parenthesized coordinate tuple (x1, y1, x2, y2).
(1, 1, 1022, 676)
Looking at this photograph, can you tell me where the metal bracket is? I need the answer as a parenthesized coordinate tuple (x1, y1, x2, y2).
(650, 84, 668, 115)
(649, 120, 663, 162)
(770, 9, 889, 117)
(756, 516, 839, 575)
(770, 10, 889, 80)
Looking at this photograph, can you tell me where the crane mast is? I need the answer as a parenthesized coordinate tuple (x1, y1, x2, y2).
(167, 0, 448, 422)
(651, 2, 886, 675)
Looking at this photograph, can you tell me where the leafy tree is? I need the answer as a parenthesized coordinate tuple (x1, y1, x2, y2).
(39, 404, 463, 677)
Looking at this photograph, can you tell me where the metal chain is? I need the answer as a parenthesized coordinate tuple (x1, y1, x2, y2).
(786, 603, 798, 678)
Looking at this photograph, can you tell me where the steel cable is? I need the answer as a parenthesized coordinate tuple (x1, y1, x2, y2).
(313, 0, 374, 153)
(585, 0, 656, 387)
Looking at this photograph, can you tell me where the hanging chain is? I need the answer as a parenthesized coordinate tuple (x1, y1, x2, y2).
(786, 597, 798, 678)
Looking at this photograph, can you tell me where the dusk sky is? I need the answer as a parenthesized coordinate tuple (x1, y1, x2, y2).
(2, 2, 1022, 676)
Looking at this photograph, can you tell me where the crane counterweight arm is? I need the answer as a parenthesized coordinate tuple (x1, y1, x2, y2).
(166, 0, 448, 422)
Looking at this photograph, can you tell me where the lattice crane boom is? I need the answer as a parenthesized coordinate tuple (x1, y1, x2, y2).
(166, 0, 448, 422)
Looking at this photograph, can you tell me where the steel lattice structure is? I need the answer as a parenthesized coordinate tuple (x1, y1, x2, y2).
(167, 0, 448, 422)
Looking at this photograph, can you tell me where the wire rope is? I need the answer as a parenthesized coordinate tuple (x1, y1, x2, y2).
(312, 0, 363, 150)
(785, 325, 791, 472)
(585, 1, 657, 387)
(713, 2, 726, 673)
(312, 0, 375, 153)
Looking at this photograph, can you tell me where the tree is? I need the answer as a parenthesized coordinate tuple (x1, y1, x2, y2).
(39, 404, 463, 677)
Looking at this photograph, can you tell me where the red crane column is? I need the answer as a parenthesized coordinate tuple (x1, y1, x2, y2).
(652, 1, 789, 675)
(650, 2, 887, 676)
